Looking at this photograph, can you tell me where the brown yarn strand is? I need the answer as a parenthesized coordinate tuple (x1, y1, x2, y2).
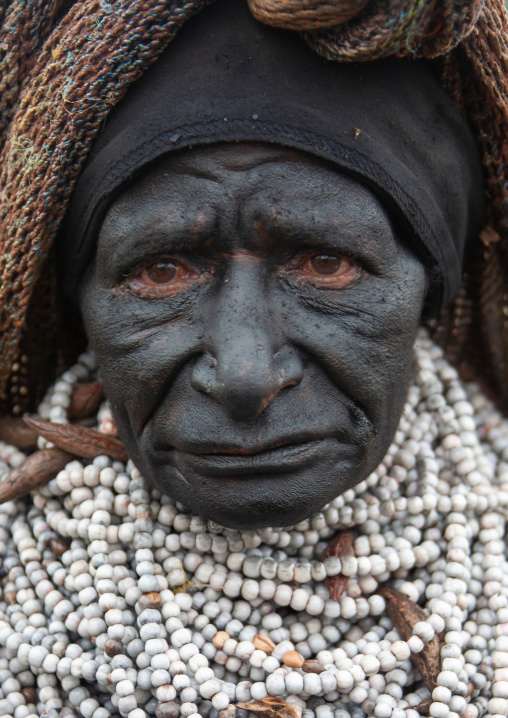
(2, 0, 508, 414)
(0, 0, 214, 414)
(246, 0, 369, 31)
(438, 0, 508, 405)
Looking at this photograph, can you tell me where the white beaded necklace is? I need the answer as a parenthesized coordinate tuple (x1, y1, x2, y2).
(0, 329, 507, 718)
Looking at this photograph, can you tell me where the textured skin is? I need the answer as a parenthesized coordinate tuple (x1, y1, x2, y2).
(78, 144, 427, 528)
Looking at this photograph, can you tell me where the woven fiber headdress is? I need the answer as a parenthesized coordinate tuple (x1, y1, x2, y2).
(0, 0, 507, 415)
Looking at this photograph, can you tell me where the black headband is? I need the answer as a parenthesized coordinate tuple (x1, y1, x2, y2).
(60, 0, 485, 312)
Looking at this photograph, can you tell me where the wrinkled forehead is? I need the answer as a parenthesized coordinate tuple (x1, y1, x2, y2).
(98, 142, 396, 255)
(58, 0, 484, 314)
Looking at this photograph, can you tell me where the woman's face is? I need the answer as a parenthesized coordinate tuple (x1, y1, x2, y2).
(78, 143, 427, 529)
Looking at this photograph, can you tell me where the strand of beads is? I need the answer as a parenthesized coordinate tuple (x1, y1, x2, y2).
(0, 329, 506, 717)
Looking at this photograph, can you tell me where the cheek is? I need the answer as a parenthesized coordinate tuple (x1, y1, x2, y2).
(79, 283, 202, 433)
(280, 258, 426, 418)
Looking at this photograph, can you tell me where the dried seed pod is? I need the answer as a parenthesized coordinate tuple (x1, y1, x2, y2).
(322, 529, 355, 601)
(0, 416, 38, 449)
(67, 381, 104, 420)
(0, 447, 73, 505)
(282, 650, 304, 668)
(247, 0, 368, 31)
(23, 417, 128, 462)
(236, 697, 299, 718)
(302, 658, 325, 674)
(253, 634, 276, 653)
(378, 585, 442, 693)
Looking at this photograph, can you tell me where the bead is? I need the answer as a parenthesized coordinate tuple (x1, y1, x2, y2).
(199, 679, 221, 699)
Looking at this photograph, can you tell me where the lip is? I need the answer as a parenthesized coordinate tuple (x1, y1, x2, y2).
(171, 438, 334, 477)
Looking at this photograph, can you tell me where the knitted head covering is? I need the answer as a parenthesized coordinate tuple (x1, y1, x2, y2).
(0, 0, 507, 415)
(59, 0, 484, 317)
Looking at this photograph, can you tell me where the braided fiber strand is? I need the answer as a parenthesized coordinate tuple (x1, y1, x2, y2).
(0, 0, 213, 414)
(432, 0, 508, 407)
(0, 0, 65, 146)
(303, 0, 484, 61)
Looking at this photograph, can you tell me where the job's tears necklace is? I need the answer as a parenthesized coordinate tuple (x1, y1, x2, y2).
(0, 329, 506, 718)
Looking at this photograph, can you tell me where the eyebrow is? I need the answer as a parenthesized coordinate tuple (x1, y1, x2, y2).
(105, 208, 219, 253)
(248, 202, 395, 251)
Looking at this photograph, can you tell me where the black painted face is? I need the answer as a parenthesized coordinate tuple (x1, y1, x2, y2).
(78, 143, 427, 529)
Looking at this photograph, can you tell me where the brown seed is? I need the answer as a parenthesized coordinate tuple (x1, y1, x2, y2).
(253, 634, 276, 653)
(137, 592, 162, 609)
(302, 659, 325, 674)
(23, 417, 128, 462)
(48, 537, 69, 557)
(0, 416, 38, 449)
(0, 447, 73, 505)
(68, 381, 104, 420)
(282, 650, 304, 668)
(4, 590, 17, 605)
(104, 638, 124, 657)
(212, 630, 230, 649)
(21, 687, 37, 704)
(155, 702, 180, 718)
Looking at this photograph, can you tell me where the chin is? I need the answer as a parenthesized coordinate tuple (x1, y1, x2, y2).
(140, 438, 372, 529)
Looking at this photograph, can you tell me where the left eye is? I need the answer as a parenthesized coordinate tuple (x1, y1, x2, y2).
(140, 261, 179, 285)
(306, 254, 348, 276)
(289, 252, 361, 288)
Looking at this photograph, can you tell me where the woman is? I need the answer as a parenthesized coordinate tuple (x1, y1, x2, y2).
(0, 2, 506, 718)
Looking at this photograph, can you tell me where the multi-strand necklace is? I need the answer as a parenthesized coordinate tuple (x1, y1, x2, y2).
(0, 329, 506, 718)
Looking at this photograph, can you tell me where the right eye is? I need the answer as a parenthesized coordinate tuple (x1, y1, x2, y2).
(128, 258, 202, 297)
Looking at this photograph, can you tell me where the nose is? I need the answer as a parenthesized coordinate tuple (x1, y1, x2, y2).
(191, 264, 304, 420)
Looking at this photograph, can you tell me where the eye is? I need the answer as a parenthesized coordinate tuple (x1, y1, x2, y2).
(307, 254, 347, 276)
(128, 259, 202, 297)
(289, 252, 361, 288)
(142, 261, 179, 284)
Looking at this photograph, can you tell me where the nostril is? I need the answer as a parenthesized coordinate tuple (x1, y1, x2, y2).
(190, 353, 218, 394)
(190, 345, 303, 419)
(274, 346, 304, 388)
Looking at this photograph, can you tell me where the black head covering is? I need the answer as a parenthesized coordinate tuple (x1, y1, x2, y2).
(60, 0, 485, 313)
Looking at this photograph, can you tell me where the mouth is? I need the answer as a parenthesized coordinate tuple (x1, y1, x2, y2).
(171, 438, 335, 477)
